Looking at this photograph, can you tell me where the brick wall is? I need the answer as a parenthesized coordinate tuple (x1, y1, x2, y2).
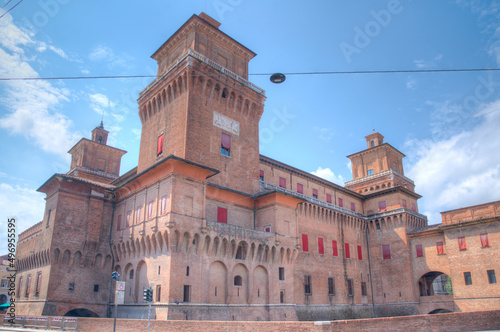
(60, 309, 500, 332)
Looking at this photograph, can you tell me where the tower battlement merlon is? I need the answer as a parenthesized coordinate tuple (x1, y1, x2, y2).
(151, 13, 256, 78)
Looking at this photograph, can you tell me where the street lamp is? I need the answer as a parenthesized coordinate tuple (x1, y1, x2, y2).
(270, 73, 286, 84)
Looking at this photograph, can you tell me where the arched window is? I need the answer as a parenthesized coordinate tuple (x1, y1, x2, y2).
(371, 140, 375, 147)
(234, 275, 242, 286)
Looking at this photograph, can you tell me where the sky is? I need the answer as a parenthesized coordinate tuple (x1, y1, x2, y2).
(1, 0, 500, 253)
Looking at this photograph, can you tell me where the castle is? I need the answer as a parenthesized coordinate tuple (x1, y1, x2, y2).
(14, 13, 499, 321)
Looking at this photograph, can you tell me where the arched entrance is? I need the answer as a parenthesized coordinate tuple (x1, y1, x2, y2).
(418, 271, 453, 297)
(429, 309, 453, 314)
(64, 308, 99, 317)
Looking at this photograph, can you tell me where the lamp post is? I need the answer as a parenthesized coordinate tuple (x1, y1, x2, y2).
(111, 271, 119, 332)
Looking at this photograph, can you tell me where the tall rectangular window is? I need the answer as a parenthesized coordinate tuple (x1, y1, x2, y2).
(458, 236, 467, 250)
(487, 270, 497, 284)
(25, 275, 31, 297)
(480, 233, 490, 248)
(412, 203, 416, 212)
(147, 201, 154, 220)
(259, 170, 264, 181)
(279, 177, 286, 188)
(382, 244, 391, 260)
(297, 183, 303, 194)
(345, 243, 350, 259)
(136, 206, 143, 224)
(280, 290, 285, 303)
(332, 240, 338, 256)
(379, 201, 386, 212)
(183, 285, 191, 302)
(351, 203, 356, 212)
(279, 267, 285, 281)
(156, 285, 161, 302)
(302, 234, 309, 252)
(326, 194, 332, 203)
(347, 279, 354, 297)
(221, 133, 231, 156)
(116, 215, 122, 231)
(402, 199, 407, 208)
(318, 238, 324, 255)
(161, 196, 168, 215)
(361, 282, 367, 296)
(357, 245, 362, 260)
(328, 277, 335, 296)
(126, 211, 131, 228)
(304, 275, 312, 295)
(217, 207, 227, 224)
(157, 134, 164, 156)
(312, 189, 318, 199)
(46, 209, 51, 227)
(35, 273, 42, 296)
(367, 169, 373, 175)
(416, 244, 423, 257)
(464, 272, 472, 285)
(338, 198, 343, 207)
(17, 277, 22, 298)
(436, 242, 444, 255)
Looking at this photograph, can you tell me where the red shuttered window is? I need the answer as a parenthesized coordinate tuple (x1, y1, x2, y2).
(217, 207, 227, 223)
(382, 244, 391, 260)
(332, 240, 338, 256)
(147, 201, 154, 220)
(161, 196, 168, 215)
(345, 243, 350, 259)
(126, 211, 131, 227)
(436, 242, 444, 255)
(279, 177, 286, 188)
(379, 201, 386, 212)
(416, 244, 423, 257)
(297, 183, 303, 194)
(412, 203, 416, 212)
(312, 189, 318, 199)
(338, 198, 343, 207)
(458, 236, 467, 250)
(480, 233, 489, 248)
(318, 238, 324, 255)
(221, 133, 231, 156)
(357, 245, 362, 260)
(302, 234, 309, 252)
(260, 170, 264, 181)
(351, 203, 356, 212)
(326, 194, 332, 203)
(116, 215, 122, 231)
(157, 134, 164, 156)
(402, 199, 407, 208)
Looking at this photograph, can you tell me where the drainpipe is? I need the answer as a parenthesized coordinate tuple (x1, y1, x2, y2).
(365, 225, 376, 317)
(108, 195, 116, 318)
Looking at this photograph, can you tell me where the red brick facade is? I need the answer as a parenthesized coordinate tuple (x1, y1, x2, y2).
(14, 13, 499, 321)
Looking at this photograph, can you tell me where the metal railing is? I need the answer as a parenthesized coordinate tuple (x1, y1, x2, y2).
(345, 169, 414, 187)
(260, 181, 427, 221)
(2, 315, 79, 331)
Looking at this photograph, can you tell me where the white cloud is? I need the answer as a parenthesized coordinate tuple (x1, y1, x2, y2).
(406, 76, 417, 89)
(406, 99, 500, 223)
(0, 11, 79, 158)
(311, 167, 345, 186)
(0, 183, 46, 253)
(89, 45, 133, 69)
(313, 127, 334, 142)
(413, 54, 443, 69)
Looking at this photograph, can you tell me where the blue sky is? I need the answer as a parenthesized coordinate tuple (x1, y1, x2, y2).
(1, 0, 500, 253)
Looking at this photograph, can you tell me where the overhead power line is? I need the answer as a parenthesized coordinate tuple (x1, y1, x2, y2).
(0, 0, 24, 20)
(0, 67, 499, 81)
